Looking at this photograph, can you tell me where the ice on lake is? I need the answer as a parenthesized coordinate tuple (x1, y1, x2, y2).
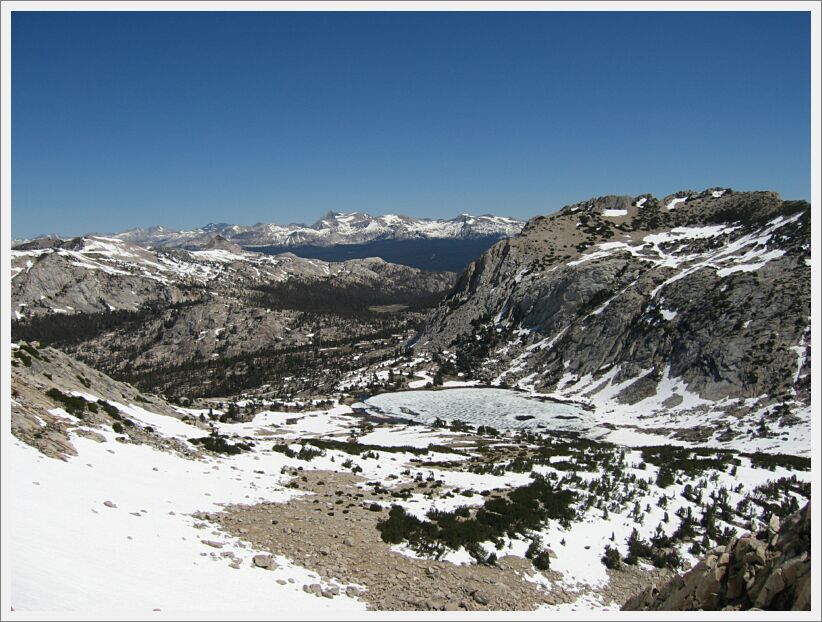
(363, 388, 589, 433)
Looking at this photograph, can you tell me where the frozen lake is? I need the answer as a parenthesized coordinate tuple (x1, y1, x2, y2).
(362, 388, 590, 433)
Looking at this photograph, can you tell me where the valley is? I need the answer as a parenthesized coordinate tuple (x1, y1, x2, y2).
(8, 189, 813, 613)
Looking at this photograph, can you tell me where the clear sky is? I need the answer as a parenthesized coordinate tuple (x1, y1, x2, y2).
(11, 10, 811, 239)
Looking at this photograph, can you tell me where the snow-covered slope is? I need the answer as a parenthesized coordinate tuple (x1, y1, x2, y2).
(10, 343, 811, 612)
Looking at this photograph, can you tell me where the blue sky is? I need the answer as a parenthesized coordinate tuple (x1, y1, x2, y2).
(12, 10, 811, 238)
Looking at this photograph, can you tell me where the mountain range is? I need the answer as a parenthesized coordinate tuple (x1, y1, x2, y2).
(110, 211, 525, 249)
(15, 211, 525, 273)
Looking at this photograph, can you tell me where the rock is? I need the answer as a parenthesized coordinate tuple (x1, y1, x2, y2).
(623, 503, 810, 611)
(252, 554, 275, 569)
(718, 552, 730, 566)
(201, 540, 224, 549)
(471, 590, 490, 606)
(417, 190, 809, 429)
(103, 501, 117, 508)
(769, 514, 781, 534)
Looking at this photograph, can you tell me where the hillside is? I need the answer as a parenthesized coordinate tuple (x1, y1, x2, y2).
(10, 341, 811, 612)
(11, 237, 456, 398)
(416, 189, 811, 452)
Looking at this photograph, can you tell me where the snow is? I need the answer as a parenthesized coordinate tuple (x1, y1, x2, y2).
(634, 197, 648, 208)
(666, 196, 688, 210)
(115, 401, 202, 439)
(67, 391, 201, 440)
(276, 408, 355, 437)
(789, 344, 808, 383)
(407, 371, 433, 388)
(602, 209, 628, 218)
(190, 249, 249, 263)
(567, 250, 616, 267)
(356, 426, 457, 449)
(660, 308, 677, 321)
(8, 433, 366, 613)
(715, 249, 786, 277)
(545, 360, 811, 455)
(442, 379, 482, 388)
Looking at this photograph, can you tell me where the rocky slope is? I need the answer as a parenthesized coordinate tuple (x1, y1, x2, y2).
(105, 211, 524, 249)
(11, 235, 455, 320)
(623, 502, 811, 611)
(416, 189, 811, 450)
(11, 235, 456, 397)
(11, 341, 198, 461)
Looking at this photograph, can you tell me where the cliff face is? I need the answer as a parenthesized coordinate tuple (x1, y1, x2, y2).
(416, 189, 810, 445)
(623, 502, 811, 611)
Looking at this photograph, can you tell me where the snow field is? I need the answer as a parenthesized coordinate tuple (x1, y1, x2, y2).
(9, 431, 366, 613)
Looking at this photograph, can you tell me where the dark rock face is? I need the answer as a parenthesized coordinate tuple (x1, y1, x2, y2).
(417, 189, 810, 425)
(622, 503, 811, 611)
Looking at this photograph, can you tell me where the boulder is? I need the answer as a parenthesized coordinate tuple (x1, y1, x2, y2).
(623, 504, 810, 611)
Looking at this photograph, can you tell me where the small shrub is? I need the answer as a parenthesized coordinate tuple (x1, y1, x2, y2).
(192, 434, 253, 455)
(602, 544, 621, 569)
(531, 549, 551, 571)
(97, 400, 121, 418)
(19, 343, 41, 359)
(45, 388, 87, 416)
(14, 351, 32, 367)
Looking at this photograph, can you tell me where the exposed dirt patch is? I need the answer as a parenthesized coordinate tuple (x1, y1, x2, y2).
(211, 469, 673, 611)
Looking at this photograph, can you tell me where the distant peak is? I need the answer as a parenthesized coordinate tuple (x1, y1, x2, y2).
(203, 235, 244, 253)
(202, 222, 232, 232)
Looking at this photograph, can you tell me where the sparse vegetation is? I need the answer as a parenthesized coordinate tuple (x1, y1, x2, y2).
(377, 474, 575, 560)
(191, 433, 254, 455)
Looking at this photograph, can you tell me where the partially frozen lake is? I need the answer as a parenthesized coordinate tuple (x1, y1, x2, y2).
(362, 388, 590, 433)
